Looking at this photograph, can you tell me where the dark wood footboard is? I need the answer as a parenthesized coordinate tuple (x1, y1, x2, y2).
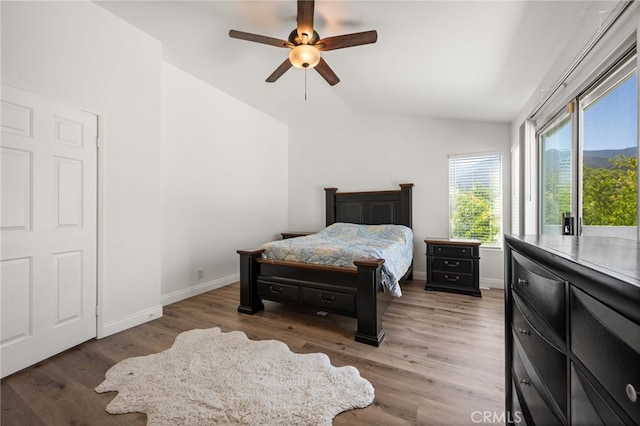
(237, 249, 390, 346)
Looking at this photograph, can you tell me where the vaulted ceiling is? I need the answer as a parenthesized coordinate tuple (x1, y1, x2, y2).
(95, 1, 600, 125)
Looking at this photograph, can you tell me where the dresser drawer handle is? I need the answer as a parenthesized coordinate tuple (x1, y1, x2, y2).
(627, 384, 638, 403)
(269, 286, 284, 294)
(444, 261, 460, 268)
(444, 275, 459, 282)
(318, 294, 336, 304)
(517, 328, 530, 336)
(519, 379, 531, 386)
(517, 278, 528, 285)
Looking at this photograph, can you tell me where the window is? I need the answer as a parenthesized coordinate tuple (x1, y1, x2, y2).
(511, 144, 520, 234)
(539, 111, 573, 235)
(537, 50, 638, 239)
(449, 153, 502, 247)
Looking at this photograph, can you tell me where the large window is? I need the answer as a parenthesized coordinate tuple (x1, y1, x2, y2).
(538, 50, 638, 239)
(449, 153, 502, 247)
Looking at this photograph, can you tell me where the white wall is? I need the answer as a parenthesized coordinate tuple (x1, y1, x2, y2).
(2, 1, 163, 336)
(288, 113, 511, 288)
(160, 62, 288, 304)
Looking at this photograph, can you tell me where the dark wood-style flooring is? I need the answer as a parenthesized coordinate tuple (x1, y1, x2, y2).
(1, 281, 505, 425)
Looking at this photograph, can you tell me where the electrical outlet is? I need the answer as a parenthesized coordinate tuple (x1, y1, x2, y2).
(197, 269, 204, 279)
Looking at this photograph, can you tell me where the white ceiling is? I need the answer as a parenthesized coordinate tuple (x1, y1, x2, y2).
(95, 0, 599, 125)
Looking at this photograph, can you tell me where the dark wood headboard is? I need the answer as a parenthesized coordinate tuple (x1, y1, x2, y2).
(324, 183, 413, 228)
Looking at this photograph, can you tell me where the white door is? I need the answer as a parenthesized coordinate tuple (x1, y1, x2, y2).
(1, 84, 98, 378)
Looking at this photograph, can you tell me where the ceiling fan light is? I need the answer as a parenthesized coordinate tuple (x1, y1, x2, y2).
(288, 45, 321, 69)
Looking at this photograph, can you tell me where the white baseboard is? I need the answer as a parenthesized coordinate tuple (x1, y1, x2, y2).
(480, 278, 504, 289)
(99, 304, 164, 339)
(161, 273, 239, 306)
(411, 271, 426, 281)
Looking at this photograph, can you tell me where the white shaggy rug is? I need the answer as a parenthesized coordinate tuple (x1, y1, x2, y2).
(95, 328, 374, 425)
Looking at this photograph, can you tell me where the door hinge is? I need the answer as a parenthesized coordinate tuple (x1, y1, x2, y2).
(95, 305, 101, 317)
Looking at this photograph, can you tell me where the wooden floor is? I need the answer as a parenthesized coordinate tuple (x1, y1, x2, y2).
(1, 281, 505, 425)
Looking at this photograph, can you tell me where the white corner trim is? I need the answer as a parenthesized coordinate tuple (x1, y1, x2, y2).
(99, 304, 164, 339)
(161, 273, 239, 307)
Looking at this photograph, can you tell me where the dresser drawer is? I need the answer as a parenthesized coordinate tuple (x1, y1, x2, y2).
(511, 382, 526, 425)
(431, 257, 473, 274)
(570, 286, 640, 421)
(513, 295, 567, 415)
(257, 280, 300, 303)
(571, 363, 625, 426)
(513, 346, 563, 425)
(511, 251, 566, 339)
(431, 244, 475, 258)
(432, 271, 474, 288)
(302, 287, 356, 315)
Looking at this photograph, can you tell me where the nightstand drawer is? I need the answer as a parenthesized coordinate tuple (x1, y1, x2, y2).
(257, 280, 299, 303)
(570, 286, 640, 421)
(512, 251, 566, 339)
(431, 244, 475, 258)
(431, 257, 473, 274)
(432, 271, 474, 288)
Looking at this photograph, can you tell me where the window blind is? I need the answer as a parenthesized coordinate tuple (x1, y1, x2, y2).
(449, 153, 502, 247)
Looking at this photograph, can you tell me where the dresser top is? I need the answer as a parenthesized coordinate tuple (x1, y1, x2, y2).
(505, 234, 640, 289)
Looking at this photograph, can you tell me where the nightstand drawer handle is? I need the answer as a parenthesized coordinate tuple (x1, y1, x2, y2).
(444, 275, 459, 282)
(519, 379, 531, 386)
(517, 278, 528, 285)
(269, 286, 284, 294)
(627, 384, 638, 403)
(517, 328, 530, 336)
(444, 261, 460, 268)
(318, 294, 336, 304)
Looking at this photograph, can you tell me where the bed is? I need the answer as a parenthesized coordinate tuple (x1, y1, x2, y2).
(237, 183, 413, 346)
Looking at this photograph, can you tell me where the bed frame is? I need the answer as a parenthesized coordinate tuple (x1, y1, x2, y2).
(237, 183, 413, 346)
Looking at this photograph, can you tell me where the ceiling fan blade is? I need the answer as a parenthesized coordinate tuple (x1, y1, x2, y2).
(266, 59, 293, 83)
(297, 0, 315, 39)
(315, 58, 340, 86)
(317, 30, 378, 51)
(229, 30, 291, 48)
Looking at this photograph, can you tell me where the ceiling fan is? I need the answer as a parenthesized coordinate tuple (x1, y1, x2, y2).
(229, 0, 377, 86)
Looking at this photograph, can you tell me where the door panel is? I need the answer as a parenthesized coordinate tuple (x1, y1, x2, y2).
(1, 84, 98, 378)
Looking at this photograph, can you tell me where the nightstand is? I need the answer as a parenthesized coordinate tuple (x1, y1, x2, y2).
(280, 231, 315, 239)
(425, 237, 481, 297)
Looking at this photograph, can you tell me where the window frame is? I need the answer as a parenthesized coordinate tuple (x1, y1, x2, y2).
(535, 48, 638, 239)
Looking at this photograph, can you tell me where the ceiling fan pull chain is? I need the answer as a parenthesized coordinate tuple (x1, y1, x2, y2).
(305, 67, 308, 101)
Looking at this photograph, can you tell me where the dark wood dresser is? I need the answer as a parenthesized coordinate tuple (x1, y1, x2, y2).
(504, 234, 640, 425)
(425, 237, 481, 297)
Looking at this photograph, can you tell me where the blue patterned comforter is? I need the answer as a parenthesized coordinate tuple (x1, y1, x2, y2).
(261, 223, 413, 297)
